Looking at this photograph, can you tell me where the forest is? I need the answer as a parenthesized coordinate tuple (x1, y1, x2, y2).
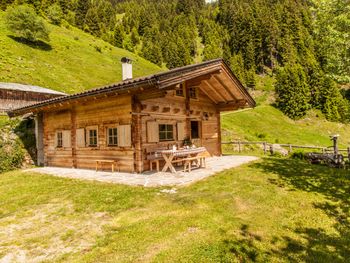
(1, 0, 349, 121)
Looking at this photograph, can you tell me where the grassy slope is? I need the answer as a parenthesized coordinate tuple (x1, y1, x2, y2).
(0, 158, 348, 262)
(221, 72, 350, 148)
(222, 105, 350, 147)
(0, 12, 161, 94)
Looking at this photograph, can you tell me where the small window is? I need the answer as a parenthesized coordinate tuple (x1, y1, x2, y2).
(159, 124, 174, 141)
(191, 121, 200, 139)
(175, 84, 184, 97)
(57, 131, 63, 148)
(107, 128, 118, 146)
(189, 87, 198, 99)
(88, 129, 98, 147)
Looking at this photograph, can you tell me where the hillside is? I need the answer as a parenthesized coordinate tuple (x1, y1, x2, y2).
(0, 11, 162, 94)
(222, 104, 350, 148)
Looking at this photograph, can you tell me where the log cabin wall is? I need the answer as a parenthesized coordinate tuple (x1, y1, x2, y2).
(43, 95, 135, 172)
(139, 84, 221, 171)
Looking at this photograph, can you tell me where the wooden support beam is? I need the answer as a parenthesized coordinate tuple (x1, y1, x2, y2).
(213, 75, 237, 102)
(203, 80, 226, 102)
(70, 106, 77, 168)
(199, 86, 218, 104)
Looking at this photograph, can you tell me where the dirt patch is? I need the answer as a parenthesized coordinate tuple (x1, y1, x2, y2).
(0, 201, 111, 263)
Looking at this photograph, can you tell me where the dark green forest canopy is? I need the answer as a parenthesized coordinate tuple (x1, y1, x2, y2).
(2, 0, 349, 121)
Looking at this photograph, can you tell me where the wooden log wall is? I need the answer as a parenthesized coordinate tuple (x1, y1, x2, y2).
(43, 95, 134, 172)
(139, 85, 221, 171)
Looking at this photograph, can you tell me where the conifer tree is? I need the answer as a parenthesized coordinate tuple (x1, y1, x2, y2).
(113, 24, 124, 48)
(275, 64, 311, 119)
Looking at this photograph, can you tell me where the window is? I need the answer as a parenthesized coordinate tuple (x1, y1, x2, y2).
(107, 128, 118, 146)
(159, 124, 174, 141)
(189, 87, 198, 99)
(191, 121, 200, 139)
(175, 84, 184, 97)
(88, 129, 98, 147)
(56, 131, 63, 148)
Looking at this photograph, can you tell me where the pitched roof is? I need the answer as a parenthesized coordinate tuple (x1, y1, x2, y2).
(7, 59, 255, 117)
(0, 82, 66, 96)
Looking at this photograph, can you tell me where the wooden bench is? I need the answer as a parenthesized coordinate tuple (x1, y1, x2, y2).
(183, 156, 206, 172)
(95, 160, 119, 173)
(146, 148, 166, 172)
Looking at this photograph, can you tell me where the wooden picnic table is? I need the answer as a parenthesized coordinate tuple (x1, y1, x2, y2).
(155, 147, 207, 173)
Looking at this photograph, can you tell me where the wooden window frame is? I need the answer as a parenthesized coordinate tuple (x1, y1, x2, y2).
(189, 87, 199, 100)
(86, 126, 98, 147)
(175, 84, 185, 97)
(107, 127, 118, 146)
(159, 124, 174, 141)
(56, 131, 63, 148)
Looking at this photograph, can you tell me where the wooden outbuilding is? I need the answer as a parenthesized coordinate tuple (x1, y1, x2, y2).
(0, 82, 65, 114)
(8, 59, 255, 173)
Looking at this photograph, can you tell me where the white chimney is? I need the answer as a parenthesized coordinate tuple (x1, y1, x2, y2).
(121, 57, 132, 80)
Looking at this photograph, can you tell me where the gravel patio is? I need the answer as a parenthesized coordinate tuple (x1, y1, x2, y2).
(26, 155, 259, 187)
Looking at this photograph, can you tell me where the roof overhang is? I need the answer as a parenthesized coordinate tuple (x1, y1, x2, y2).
(7, 59, 255, 117)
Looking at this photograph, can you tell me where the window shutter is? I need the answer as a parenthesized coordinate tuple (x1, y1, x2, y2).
(54, 132, 58, 147)
(118, 124, 131, 147)
(147, 121, 159, 143)
(62, 130, 71, 148)
(76, 128, 85, 147)
(177, 122, 185, 141)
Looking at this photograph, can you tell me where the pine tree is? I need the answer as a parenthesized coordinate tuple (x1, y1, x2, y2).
(275, 64, 311, 119)
(113, 24, 124, 48)
(84, 7, 100, 36)
(75, 0, 89, 28)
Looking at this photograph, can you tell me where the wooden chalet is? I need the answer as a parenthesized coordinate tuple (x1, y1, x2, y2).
(8, 59, 255, 173)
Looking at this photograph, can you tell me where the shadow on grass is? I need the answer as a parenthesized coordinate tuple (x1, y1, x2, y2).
(14, 118, 37, 164)
(218, 224, 271, 262)
(8, 35, 52, 51)
(252, 158, 350, 262)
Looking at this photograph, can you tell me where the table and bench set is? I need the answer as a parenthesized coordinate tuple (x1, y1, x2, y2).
(95, 147, 207, 173)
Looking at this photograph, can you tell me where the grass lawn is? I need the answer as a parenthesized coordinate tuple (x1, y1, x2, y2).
(0, 158, 349, 262)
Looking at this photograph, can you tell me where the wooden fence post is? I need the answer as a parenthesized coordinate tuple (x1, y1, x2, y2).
(289, 144, 292, 153)
(238, 141, 241, 153)
(263, 142, 267, 155)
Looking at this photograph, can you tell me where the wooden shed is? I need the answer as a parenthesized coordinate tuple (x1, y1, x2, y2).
(0, 82, 65, 114)
(8, 59, 255, 173)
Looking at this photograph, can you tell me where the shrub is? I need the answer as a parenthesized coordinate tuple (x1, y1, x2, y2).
(46, 3, 63, 25)
(5, 5, 50, 42)
(291, 151, 306, 160)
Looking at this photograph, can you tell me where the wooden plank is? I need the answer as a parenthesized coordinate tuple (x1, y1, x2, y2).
(147, 121, 159, 143)
(203, 80, 226, 102)
(118, 125, 132, 147)
(213, 75, 237, 101)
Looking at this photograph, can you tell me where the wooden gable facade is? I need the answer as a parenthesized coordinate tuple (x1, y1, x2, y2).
(9, 59, 255, 173)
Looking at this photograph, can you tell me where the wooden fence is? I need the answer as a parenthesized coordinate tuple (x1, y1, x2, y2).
(221, 140, 350, 155)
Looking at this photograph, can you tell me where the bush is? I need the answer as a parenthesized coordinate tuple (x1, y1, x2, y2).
(46, 3, 63, 25)
(0, 140, 25, 173)
(5, 5, 50, 42)
(291, 151, 306, 160)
